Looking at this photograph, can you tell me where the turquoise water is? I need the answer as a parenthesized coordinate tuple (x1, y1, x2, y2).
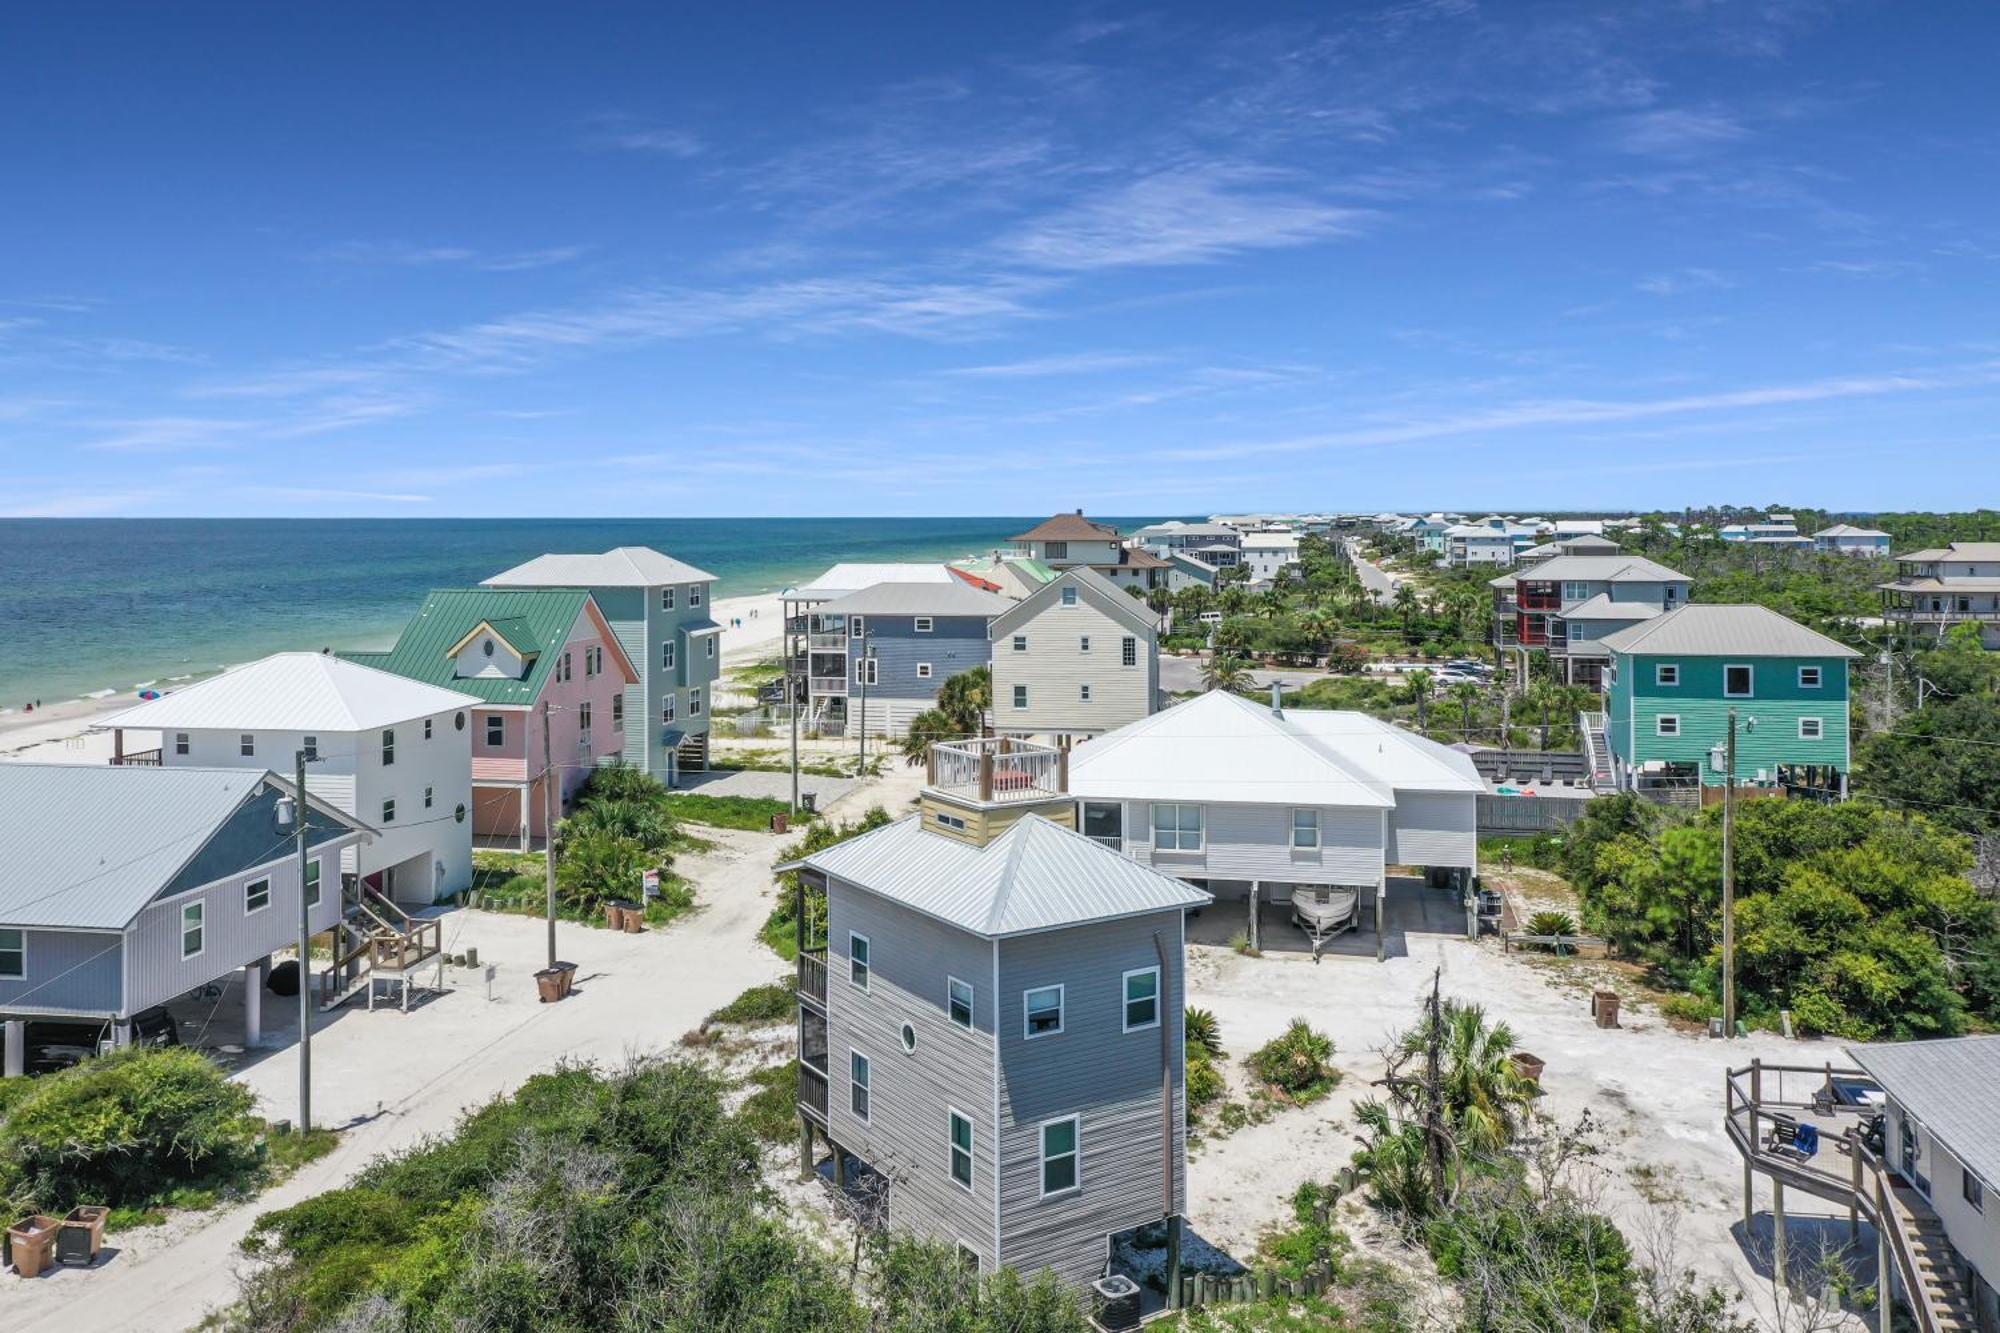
(0, 517, 1169, 706)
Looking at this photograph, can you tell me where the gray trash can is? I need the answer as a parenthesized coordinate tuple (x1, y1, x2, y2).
(801, 791, 817, 814)
(1091, 1274, 1141, 1332)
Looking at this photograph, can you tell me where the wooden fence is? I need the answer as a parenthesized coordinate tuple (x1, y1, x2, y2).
(1169, 1170, 1356, 1314)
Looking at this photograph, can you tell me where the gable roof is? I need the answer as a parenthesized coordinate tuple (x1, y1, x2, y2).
(989, 566, 1159, 639)
(485, 545, 717, 588)
(0, 765, 368, 930)
(790, 813, 1209, 938)
(1847, 1037, 2000, 1190)
(344, 588, 638, 707)
(1599, 603, 1861, 658)
(1068, 689, 1480, 808)
(1010, 512, 1123, 543)
(1515, 553, 1688, 584)
(1560, 593, 1661, 622)
(1894, 542, 2000, 562)
(102, 653, 481, 733)
(814, 581, 1009, 618)
(1813, 524, 1889, 539)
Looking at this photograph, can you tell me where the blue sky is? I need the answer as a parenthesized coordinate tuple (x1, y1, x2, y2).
(4, 1, 1997, 517)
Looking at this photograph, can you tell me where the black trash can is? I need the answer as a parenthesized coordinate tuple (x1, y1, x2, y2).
(1091, 1274, 1142, 1332)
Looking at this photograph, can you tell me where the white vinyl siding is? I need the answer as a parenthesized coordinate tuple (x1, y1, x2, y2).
(1024, 984, 1064, 1038)
(1122, 967, 1159, 1032)
(1039, 1116, 1080, 1197)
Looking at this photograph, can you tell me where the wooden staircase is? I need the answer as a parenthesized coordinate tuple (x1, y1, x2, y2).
(316, 887, 444, 1011)
(1891, 1184, 1979, 1332)
(676, 730, 709, 774)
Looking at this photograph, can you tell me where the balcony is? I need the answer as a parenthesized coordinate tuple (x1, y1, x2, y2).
(809, 675, 849, 696)
(1518, 583, 1561, 612)
(927, 736, 1066, 803)
(797, 947, 827, 1009)
(111, 748, 163, 767)
(808, 632, 849, 651)
(798, 1062, 829, 1123)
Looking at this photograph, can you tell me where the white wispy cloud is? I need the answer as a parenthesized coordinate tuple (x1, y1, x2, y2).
(580, 113, 704, 158)
(1606, 107, 1749, 157)
(238, 486, 431, 505)
(314, 241, 586, 272)
(1636, 267, 1735, 296)
(938, 352, 1166, 378)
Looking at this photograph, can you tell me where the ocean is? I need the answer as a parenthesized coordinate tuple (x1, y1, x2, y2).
(0, 517, 1171, 706)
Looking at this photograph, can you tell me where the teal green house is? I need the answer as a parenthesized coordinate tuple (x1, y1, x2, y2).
(1601, 605, 1858, 794)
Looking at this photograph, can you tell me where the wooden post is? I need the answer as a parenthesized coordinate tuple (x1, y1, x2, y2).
(832, 1143, 847, 1189)
(1248, 882, 1260, 952)
(1744, 1160, 1755, 1228)
(113, 728, 124, 763)
(926, 745, 937, 786)
(980, 752, 994, 802)
(1772, 1178, 1788, 1289)
(1375, 882, 1386, 962)
(1877, 1222, 1893, 1333)
(798, 1114, 815, 1182)
(1849, 1131, 1863, 1242)
(1166, 1214, 1183, 1310)
(1057, 745, 1069, 792)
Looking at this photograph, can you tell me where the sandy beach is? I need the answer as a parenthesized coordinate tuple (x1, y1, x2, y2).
(0, 590, 790, 767)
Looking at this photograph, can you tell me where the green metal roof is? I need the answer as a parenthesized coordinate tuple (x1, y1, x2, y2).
(344, 587, 609, 706)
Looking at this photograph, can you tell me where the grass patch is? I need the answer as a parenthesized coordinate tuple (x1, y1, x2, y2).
(475, 871, 696, 928)
(735, 1063, 798, 1145)
(664, 792, 812, 831)
(705, 981, 795, 1028)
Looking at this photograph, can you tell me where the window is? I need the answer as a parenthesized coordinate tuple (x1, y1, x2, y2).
(303, 734, 318, 761)
(1798, 665, 1822, 688)
(1152, 803, 1204, 851)
(914, 616, 934, 633)
(562, 651, 573, 682)
(578, 702, 592, 739)
(1724, 664, 1754, 698)
(240, 733, 255, 757)
(849, 1050, 871, 1122)
(483, 637, 496, 657)
(424, 785, 435, 809)
(382, 797, 396, 823)
(423, 717, 433, 740)
(382, 729, 396, 765)
(1965, 1166, 1985, 1214)
(916, 662, 933, 679)
(901, 1023, 917, 1053)
(1012, 634, 1027, 652)
(244, 877, 270, 914)
(305, 859, 322, 908)
(856, 658, 878, 686)
(849, 932, 870, 990)
(585, 646, 596, 678)
(175, 732, 189, 755)
(1799, 717, 1824, 740)
(948, 977, 974, 1028)
(662, 695, 676, 724)
(705, 636, 715, 659)
(1012, 684, 1028, 709)
(1655, 664, 1679, 687)
(0, 928, 23, 979)
(1291, 808, 1321, 849)
(1082, 802, 1123, 848)
(662, 641, 676, 671)
(1046, 541, 1069, 561)
(1024, 985, 1064, 1038)
(660, 586, 675, 611)
(933, 810, 967, 831)
(612, 696, 624, 730)
(1079, 636, 1091, 654)
(486, 714, 505, 747)
(850, 615, 866, 639)
(1039, 1116, 1079, 1196)
(1656, 715, 1680, 737)
(1123, 967, 1160, 1032)
(689, 585, 702, 607)
(949, 1110, 975, 1190)
(181, 902, 204, 959)
(1061, 585, 1077, 605)
(1563, 581, 1591, 602)
(1122, 637, 1137, 667)
(689, 688, 703, 716)
(1080, 684, 1092, 702)
(957, 1243, 980, 1273)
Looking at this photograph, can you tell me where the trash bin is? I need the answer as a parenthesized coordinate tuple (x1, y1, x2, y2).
(56, 1205, 108, 1266)
(1592, 991, 1621, 1029)
(534, 962, 577, 1003)
(604, 901, 625, 929)
(801, 791, 817, 814)
(1091, 1274, 1142, 1332)
(1510, 1052, 1545, 1086)
(622, 904, 644, 934)
(8, 1215, 60, 1279)
(771, 811, 789, 835)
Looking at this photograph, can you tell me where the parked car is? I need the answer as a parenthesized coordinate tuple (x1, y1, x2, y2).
(21, 1007, 180, 1074)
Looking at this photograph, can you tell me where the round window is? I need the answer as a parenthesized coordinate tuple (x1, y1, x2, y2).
(483, 638, 495, 657)
(455, 803, 467, 824)
(454, 711, 466, 731)
(900, 1023, 917, 1054)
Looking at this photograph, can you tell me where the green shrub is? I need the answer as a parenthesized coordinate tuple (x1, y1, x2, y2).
(735, 1063, 799, 1145)
(707, 981, 796, 1027)
(1184, 1006, 1224, 1059)
(1187, 1050, 1226, 1115)
(1525, 910, 1577, 939)
(764, 807, 894, 958)
(566, 795, 677, 853)
(553, 825, 652, 911)
(1247, 1020, 1339, 1102)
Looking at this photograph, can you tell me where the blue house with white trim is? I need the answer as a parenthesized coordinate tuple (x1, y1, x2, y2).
(811, 581, 1009, 736)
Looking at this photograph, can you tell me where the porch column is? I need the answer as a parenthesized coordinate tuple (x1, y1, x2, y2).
(1247, 882, 1260, 953)
(520, 783, 531, 852)
(1375, 880, 1386, 962)
(110, 1019, 133, 1048)
(1743, 1160, 1754, 1228)
(1877, 1224, 1893, 1333)
(243, 955, 267, 1047)
(1772, 1179, 1788, 1288)
(114, 727, 125, 763)
(2, 1019, 23, 1077)
(832, 1142, 848, 1189)
(799, 1115, 816, 1182)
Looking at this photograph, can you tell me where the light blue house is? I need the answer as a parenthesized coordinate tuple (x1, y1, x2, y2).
(812, 581, 1008, 736)
(1812, 524, 1893, 557)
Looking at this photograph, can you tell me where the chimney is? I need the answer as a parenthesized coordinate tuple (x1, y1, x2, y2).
(1270, 680, 1283, 716)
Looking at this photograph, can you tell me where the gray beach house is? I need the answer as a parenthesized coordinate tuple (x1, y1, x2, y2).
(989, 567, 1163, 742)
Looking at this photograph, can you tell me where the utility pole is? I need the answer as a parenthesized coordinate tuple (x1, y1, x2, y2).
(787, 601, 800, 813)
(294, 748, 312, 1133)
(856, 635, 873, 770)
(541, 699, 557, 969)
(1721, 707, 1737, 1039)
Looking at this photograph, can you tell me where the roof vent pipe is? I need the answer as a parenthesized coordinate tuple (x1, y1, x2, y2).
(1270, 680, 1282, 717)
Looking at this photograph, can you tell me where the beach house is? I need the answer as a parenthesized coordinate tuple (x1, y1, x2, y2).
(0, 764, 369, 1075)
(1238, 530, 1302, 583)
(1812, 524, 1893, 557)
(101, 653, 476, 904)
(484, 546, 720, 782)
(1597, 604, 1859, 797)
(346, 588, 639, 848)
(1877, 542, 2000, 649)
(1489, 544, 1691, 687)
(1008, 512, 1172, 593)
(809, 581, 1007, 737)
(784, 737, 1208, 1287)
(783, 563, 973, 737)
(988, 568, 1161, 742)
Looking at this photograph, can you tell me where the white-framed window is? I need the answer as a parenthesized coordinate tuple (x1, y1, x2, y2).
(304, 858, 322, 908)
(1039, 1115, 1080, 1197)
(1563, 581, 1591, 602)
(914, 616, 934, 633)
(486, 714, 505, 747)
(689, 585, 703, 607)
(1655, 664, 1679, 687)
(578, 702, 592, 741)
(1799, 717, 1824, 740)
(949, 1109, 975, 1190)
(239, 733, 255, 757)
(303, 734, 319, 761)
(0, 927, 24, 979)
(1080, 635, 1091, 653)
(1656, 715, 1680, 737)
(423, 717, 433, 740)
(849, 1050, 870, 1122)
(382, 797, 396, 823)
(662, 694, 677, 724)
(705, 636, 715, 659)
(612, 696, 624, 730)
(948, 976, 974, 1029)
(181, 902, 204, 959)
(1122, 637, 1137, 667)
(1080, 684, 1092, 701)
(856, 658, 877, 686)
(1046, 541, 1069, 561)
(1965, 1166, 1985, 1214)
(1724, 664, 1754, 698)
(175, 732, 189, 755)
(1798, 665, 1822, 689)
(1012, 634, 1027, 652)
(1024, 984, 1064, 1038)
(689, 687, 703, 716)
(660, 586, 675, 611)
(1061, 585, 1077, 605)
(244, 877, 270, 914)
(663, 641, 676, 670)
(1152, 803, 1204, 851)
(916, 662, 933, 679)
(424, 784, 435, 809)
(1012, 684, 1029, 709)
(1291, 808, 1320, 849)
(382, 729, 396, 765)
(849, 932, 870, 990)
(1123, 967, 1160, 1032)
(1082, 801, 1123, 848)
(850, 615, 866, 639)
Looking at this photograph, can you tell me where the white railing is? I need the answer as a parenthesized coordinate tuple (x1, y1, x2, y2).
(810, 676, 849, 696)
(928, 737, 1065, 802)
(808, 632, 850, 651)
(1578, 711, 1612, 788)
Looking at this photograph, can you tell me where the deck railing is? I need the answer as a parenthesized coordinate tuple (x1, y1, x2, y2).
(798, 1062, 829, 1121)
(927, 736, 1066, 802)
(809, 675, 849, 696)
(111, 748, 163, 767)
(797, 948, 827, 1007)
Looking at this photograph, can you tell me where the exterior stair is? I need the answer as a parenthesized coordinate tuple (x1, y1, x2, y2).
(1578, 710, 1613, 790)
(676, 730, 709, 773)
(316, 887, 443, 1011)
(1895, 1192, 1978, 1332)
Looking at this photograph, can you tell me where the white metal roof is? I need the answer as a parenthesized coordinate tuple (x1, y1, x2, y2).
(1559, 593, 1661, 622)
(0, 765, 365, 929)
(484, 545, 717, 587)
(814, 581, 1009, 617)
(1515, 553, 1688, 584)
(1598, 604, 1861, 658)
(1068, 690, 1481, 809)
(1813, 524, 1890, 538)
(788, 562, 960, 599)
(794, 813, 1209, 937)
(1847, 1037, 2000, 1189)
(101, 652, 481, 733)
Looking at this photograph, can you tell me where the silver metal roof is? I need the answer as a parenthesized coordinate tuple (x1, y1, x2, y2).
(1598, 604, 1861, 658)
(1515, 554, 1688, 584)
(1559, 593, 1661, 622)
(1847, 1036, 2000, 1188)
(813, 581, 1009, 617)
(0, 765, 363, 930)
(794, 813, 1209, 938)
(485, 545, 717, 588)
(1812, 524, 1889, 538)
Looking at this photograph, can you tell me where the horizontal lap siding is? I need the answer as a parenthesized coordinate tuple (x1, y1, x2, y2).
(0, 930, 124, 1017)
(1094, 801, 1384, 886)
(1626, 655, 1850, 785)
(996, 915, 1185, 1286)
(854, 617, 991, 702)
(591, 587, 652, 771)
(825, 885, 999, 1267)
(992, 599, 1154, 736)
(1386, 792, 1477, 868)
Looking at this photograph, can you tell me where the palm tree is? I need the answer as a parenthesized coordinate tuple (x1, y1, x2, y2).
(1404, 668, 1434, 734)
(1202, 655, 1252, 694)
(1392, 583, 1419, 639)
(1299, 608, 1337, 664)
(934, 665, 990, 734)
(1397, 999, 1532, 1152)
(1450, 681, 1482, 739)
(899, 707, 954, 767)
